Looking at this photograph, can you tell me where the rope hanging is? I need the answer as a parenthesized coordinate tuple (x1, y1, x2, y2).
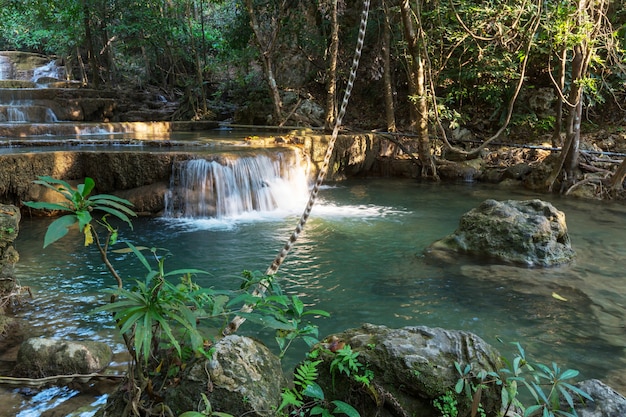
(224, 0, 371, 335)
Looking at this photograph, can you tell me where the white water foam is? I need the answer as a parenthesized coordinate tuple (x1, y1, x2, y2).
(310, 200, 408, 219)
(164, 151, 310, 220)
(32, 60, 63, 83)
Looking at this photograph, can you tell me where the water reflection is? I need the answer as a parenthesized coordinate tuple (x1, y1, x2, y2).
(6, 178, 626, 415)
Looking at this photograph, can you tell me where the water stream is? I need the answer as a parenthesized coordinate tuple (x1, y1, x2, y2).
(4, 175, 626, 416)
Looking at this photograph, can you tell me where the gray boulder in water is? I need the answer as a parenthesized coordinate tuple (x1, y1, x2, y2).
(312, 323, 503, 417)
(14, 337, 112, 377)
(427, 199, 576, 267)
(569, 379, 626, 417)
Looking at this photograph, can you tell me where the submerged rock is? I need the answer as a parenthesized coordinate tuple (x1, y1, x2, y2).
(14, 338, 112, 378)
(313, 323, 503, 417)
(427, 199, 575, 267)
(570, 379, 626, 417)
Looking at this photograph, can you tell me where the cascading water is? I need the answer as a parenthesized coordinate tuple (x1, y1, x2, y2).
(0, 56, 12, 80)
(32, 60, 64, 83)
(7, 106, 26, 122)
(164, 150, 310, 219)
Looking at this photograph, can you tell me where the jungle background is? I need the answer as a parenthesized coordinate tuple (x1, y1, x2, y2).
(1, 0, 626, 194)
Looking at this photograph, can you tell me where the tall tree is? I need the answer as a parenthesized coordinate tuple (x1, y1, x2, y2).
(399, 0, 436, 177)
(381, 0, 396, 133)
(324, 0, 340, 130)
(544, 0, 610, 191)
(243, 0, 287, 124)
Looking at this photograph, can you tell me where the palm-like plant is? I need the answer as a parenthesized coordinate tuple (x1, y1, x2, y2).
(23, 176, 135, 249)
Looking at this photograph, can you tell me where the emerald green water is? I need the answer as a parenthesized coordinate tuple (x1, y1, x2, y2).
(6, 178, 626, 415)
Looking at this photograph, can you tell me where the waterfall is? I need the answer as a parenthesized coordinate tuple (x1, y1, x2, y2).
(7, 106, 26, 122)
(164, 150, 309, 219)
(45, 108, 58, 122)
(32, 60, 63, 83)
(0, 56, 12, 80)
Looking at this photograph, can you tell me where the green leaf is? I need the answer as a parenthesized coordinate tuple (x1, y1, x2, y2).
(211, 294, 230, 317)
(310, 406, 325, 415)
(164, 268, 209, 277)
(79, 177, 95, 197)
(524, 404, 544, 416)
(43, 214, 77, 248)
(558, 385, 575, 409)
(23, 201, 71, 212)
(89, 193, 134, 206)
(94, 206, 134, 228)
(455, 378, 465, 394)
(292, 295, 304, 316)
(331, 400, 361, 417)
(559, 369, 579, 380)
(75, 209, 93, 231)
(561, 382, 593, 402)
(302, 335, 320, 347)
(33, 177, 75, 200)
(302, 309, 331, 317)
(125, 242, 153, 272)
(89, 196, 136, 215)
(278, 389, 303, 411)
(302, 382, 325, 400)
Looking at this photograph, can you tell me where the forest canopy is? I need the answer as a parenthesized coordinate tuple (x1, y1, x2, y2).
(1, 0, 626, 188)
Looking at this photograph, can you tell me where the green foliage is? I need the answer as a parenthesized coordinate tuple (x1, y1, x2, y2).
(279, 342, 373, 417)
(433, 391, 459, 417)
(23, 176, 136, 248)
(279, 350, 361, 417)
(453, 343, 592, 417)
(95, 244, 211, 364)
(330, 345, 373, 387)
(237, 270, 330, 359)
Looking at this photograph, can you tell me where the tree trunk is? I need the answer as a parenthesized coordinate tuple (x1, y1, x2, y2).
(563, 44, 585, 181)
(551, 48, 567, 148)
(382, 0, 396, 133)
(609, 158, 626, 190)
(81, 0, 99, 88)
(546, 43, 585, 191)
(399, 0, 435, 177)
(244, 0, 283, 125)
(416, 53, 435, 176)
(325, 0, 339, 130)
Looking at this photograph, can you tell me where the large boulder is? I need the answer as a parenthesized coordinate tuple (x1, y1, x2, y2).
(313, 323, 503, 417)
(162, 335, 285, 417)
(570, 379, 626, 417)
(13, 337, 113, 378)
(427, 199, 575, 267)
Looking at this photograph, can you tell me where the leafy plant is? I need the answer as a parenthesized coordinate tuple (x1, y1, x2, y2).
(330, 344, 373, 388)
(237, 270, 330, 359)
(23, 176, 135, 248)
(453, 343, 592, 417)
(94, 243, 211, 365)
(279, 350, 361, 417)
(433, 390, 459, 417)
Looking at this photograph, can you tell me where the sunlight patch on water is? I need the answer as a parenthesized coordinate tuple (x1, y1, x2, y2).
(158, 207, 302, 231)
(310, 200, 409, 219)
(16, 387, 79, 417)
